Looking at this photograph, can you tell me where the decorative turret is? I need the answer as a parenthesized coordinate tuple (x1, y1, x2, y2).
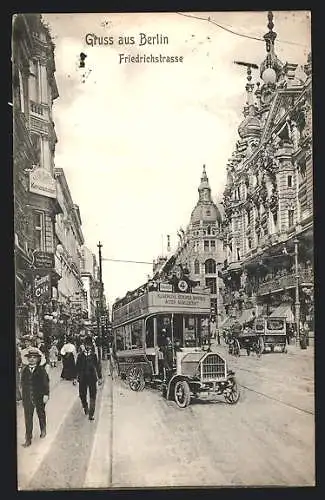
(260, 11, 284, 85)
(234, 61, 261, 142)
(235, 62, 261, 140)
(198, 165, 211, 200)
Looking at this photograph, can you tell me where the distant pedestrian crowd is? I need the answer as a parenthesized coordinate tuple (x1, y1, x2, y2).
(16, 331, 106, 448)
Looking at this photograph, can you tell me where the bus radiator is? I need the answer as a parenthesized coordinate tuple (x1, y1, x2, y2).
(201, 354, 226, 381)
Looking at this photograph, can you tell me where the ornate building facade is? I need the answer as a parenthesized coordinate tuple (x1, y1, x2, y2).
(13, 14, 61, 339)
(13, 14, 100, 343)
(220, 12, 313, 333)
(54, 167, 86, 326)
(172, 166, 225, 322)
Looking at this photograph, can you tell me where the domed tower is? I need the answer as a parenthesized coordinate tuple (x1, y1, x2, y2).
(175, 166, 225, 321)
(190, 165, 222, 225)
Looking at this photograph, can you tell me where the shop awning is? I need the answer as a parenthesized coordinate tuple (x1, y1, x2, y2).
(237, 309, 256, 325)
(270, 305, 294, 322)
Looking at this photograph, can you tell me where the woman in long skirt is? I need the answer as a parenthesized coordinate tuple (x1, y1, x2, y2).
(60, 338, 77, 380)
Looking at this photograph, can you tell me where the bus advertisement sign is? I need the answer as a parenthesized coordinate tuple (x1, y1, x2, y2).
(149, 291, 210, 310)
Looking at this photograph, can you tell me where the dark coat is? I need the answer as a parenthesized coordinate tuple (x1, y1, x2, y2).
(76, 350, 102, 382)
(21, 364, 49, 405)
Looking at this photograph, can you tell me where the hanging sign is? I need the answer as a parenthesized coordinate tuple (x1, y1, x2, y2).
(34, 251, 55, 269)
(29, 167, 56, 198)
(34, 274, 51, 301)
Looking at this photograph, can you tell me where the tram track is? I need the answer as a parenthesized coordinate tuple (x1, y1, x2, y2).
(238, 382, 314, 416)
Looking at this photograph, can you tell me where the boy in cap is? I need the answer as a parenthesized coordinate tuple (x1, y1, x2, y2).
(20, 347, 49, 447)
(75, 336, 102, 420)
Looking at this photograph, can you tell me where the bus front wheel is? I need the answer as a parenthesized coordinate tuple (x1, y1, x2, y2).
(174, 380, 191, 408)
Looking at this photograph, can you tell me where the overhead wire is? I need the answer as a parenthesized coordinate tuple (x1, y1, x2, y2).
(175, 12, 308, 48)
(102, 258, 153, 265)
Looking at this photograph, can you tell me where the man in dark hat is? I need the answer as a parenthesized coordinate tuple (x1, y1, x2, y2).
(20, 347, 49, 447)
(75, 336, 102, 421)
(21, 335, 46, 367)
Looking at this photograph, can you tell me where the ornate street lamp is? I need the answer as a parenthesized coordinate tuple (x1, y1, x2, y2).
(293, 239, 300, 344)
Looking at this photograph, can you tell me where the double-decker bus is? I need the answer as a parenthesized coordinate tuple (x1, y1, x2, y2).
(111, 270, 240, 408)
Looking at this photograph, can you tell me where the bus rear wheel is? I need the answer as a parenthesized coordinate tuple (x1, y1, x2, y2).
(128, 366, 145, 392)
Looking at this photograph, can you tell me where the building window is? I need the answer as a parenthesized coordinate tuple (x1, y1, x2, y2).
(33, 211, 44, 250)
(299, 160, 307, 184)
(288, 209, 294, 228)
(287, 175, 293, 187)
(236, 247, 241, 261)
(205, 259, 216, 274)
(29, 60, 40, 103)
(194, 260, 200, 274)
(204, 240, 209, 252)
(247, 237, 252, 249)
(273, 211, 278, 228)
(205, 277, 217, 294)
(210, 240, 215, 250)
(207, 226, 211, 235)
(31, 133, 42, 166)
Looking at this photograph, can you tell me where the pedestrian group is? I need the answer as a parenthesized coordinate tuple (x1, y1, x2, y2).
(17, 332, 104, 448)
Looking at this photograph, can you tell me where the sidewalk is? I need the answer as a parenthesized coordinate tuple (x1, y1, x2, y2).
(16, 363, 79, 490)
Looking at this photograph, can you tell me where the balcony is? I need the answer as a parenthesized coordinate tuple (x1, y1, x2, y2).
(30, 101, 49, 118)
(30, 101, 44, 116)
(257, 268, 314, 296)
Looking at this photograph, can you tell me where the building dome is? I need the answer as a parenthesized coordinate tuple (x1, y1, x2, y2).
(238, 114, 261, 139)
(190, 202, 222, 224)
(190, 165, 222, 224)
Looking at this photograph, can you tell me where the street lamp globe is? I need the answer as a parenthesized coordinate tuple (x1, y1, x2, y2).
(262, 67, 277, 84)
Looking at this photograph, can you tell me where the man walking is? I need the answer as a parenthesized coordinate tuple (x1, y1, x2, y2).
(20, 347, 49, 447)
(75, 336, 102, 421)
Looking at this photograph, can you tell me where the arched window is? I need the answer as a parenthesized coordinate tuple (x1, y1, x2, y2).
(194, 259, 200, 274)
(205, 259, 216, 274)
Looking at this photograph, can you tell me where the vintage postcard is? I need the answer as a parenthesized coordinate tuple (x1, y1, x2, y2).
(13, 11, 314, 489)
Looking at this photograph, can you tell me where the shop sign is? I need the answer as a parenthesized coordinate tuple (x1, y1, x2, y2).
(34, 251, 55, 269)
(159, 282, 173, 292)
(34, 274, 51, 301)
(29, 167, 56, 198)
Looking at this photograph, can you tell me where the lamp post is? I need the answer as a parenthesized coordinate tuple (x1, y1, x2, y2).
(97, 241, 103, 364)
(294, 238, 300, 344)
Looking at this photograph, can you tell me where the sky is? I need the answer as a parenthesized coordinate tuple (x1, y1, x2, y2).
(42, 11, 311, 311)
